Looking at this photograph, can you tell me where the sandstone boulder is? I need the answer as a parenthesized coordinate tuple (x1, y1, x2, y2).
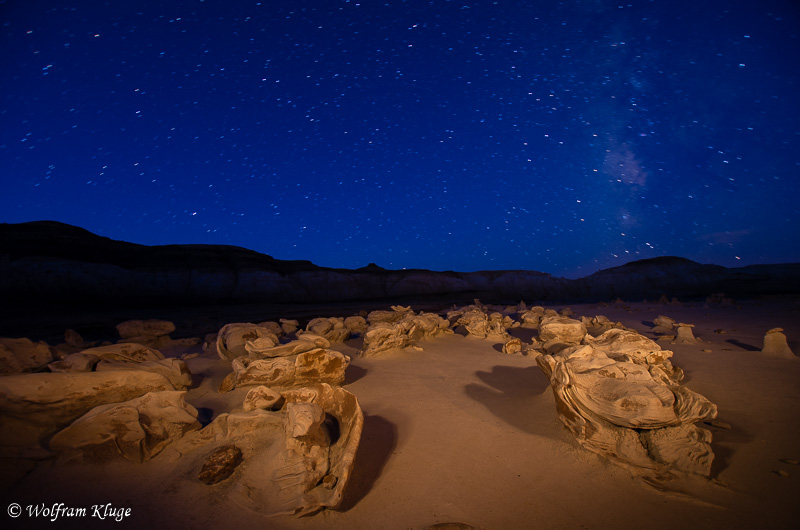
(220, 349, 349, 392)
(536, 342, 717, 481)
(243, 386, 284, 411)
(538, 316, 587, 352)
(0, 337, 54, 374)
(761, 328, 796, 360)
(163, 383, 363, 517)
(362, 311, 450, 356)
(78, 342, 165, 363)
(49, 390, 200, 463)
(216, 323, 279, 361)
(0, 370, 175, 450)
(116, 319, 176, 339)
(300, 317, 350, 343)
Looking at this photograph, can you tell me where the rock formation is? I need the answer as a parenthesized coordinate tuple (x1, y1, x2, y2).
(219, 348, 350, 392)
(362, 308, 450, 356)
(536, 329, 718, 481)
(163, 383, 363, 517)
(49, 390, 201, 463)
(0, 337, 53, 374)
(761, 328, 796, 359)
(0, 370, 177, 451)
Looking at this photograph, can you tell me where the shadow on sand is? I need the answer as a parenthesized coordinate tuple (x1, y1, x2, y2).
(339, 413, 398, 511)
(464, 364, 554, 436)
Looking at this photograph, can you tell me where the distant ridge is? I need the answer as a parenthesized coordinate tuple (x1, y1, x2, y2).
(1, 221, 799, 307)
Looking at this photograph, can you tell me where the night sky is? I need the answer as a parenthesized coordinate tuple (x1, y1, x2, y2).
(2, 0, 798, 278)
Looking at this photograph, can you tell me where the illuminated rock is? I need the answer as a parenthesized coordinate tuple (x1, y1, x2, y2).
(0, 370, 176, 450)
(761, 328, 796, 360)
(216, 323, 280, 361)
(116, 319, 176, 339)
(502, 338, 523, 354)
(0, 337, 54, 374)
(244, 334, 331, 359)
(538, 316, 587, 352)
(219, 348, 349, 392)
(50, 390, 200, 463)
(164, 383, 363, 517)
(280, 319, 300, 335)
(300, 317, 350, 343)
(78, 342, 165, 363)
(243, 386, 283, 411)
(362, 311, 450, 356)
(344, 316, 368, 336)
(536, 342, 717, 480)
(676, 323, 698, 344)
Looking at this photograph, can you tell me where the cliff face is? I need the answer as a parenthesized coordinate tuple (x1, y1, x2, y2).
(1, 221, 798, 307)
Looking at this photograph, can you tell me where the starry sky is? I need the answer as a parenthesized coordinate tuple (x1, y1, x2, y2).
(2, 0, 799, 278)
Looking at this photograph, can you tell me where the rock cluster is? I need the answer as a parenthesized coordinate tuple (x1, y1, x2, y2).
(362, 306, 451, 356)
(1, 314, 364, 517)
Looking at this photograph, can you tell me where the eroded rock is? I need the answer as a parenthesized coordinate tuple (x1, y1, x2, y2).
(50, 390, 200, 463)
(0, 370, 176, 451)
(536, 341, 717, 481)
(761, 328, 796, 360)
(163, 383, 363, 517)
(362, 310, 450, 356)
(0, 337, 54, 374)
(242, 385, 283, 411)
(220, 349, 350, 392)
(197, 444, 243, 485)
(216, 323, 279, 361)
(538, 316, 587, 353)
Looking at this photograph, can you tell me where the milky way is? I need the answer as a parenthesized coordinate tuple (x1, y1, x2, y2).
(2, 0, 798, 277)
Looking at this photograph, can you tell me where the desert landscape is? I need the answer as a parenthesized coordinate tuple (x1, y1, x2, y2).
(1, 222, 799, 529)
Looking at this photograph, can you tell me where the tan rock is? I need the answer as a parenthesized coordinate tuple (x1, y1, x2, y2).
(676, 323, 698, 344)
(0, 337, 54, 374)
(502, 338, 523, 355)
(256, 321, 284, 337)
(49, 390, 200, 463)
(536, 341, 717, 481)
(48, 352, 100, 373)
(243, 386, 283, 411)
(116, 319, 176, 339)
(761, 328, 796, 359)
(539, 316, 587, 352)
(367, 305, 413, 325)
(301, 317, 350, 342)
(164, 383, 363, 517)
(280, 319, 300, 335)
(362, 311, 450, 356)
(197, 444, 243, 484)
(0, 370, 176, 450)
(78, 342, 165, 363)
(216, 323, 279, 361)
(222, 349, 350, 391)
(95, 358, 192, 390)
(344, 316, 368, 336)
(245, 335, 331, 359)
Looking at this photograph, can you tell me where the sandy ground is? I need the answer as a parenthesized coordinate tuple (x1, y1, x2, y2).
(3, 298, 800, 529)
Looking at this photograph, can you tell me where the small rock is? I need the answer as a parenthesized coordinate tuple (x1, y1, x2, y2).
(779, 458, 799, 465)
(774, 469, 790, 478)
(197, 444, 243, 485)
(701, 349, 712, 353)
(706, 420, 732, 430)
(713, 329, 728, 335)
